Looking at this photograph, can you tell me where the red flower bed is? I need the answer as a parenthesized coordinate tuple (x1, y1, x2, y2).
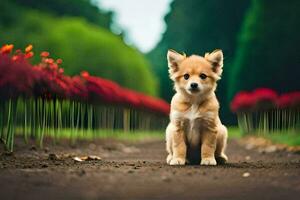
(231, 88, 299, 112)
(0, 44, 170, 115)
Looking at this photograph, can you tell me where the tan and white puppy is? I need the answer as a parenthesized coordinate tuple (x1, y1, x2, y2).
(166, 49, 228, 165)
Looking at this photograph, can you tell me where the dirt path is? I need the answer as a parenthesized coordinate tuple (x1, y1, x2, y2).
(0, 137, 300, 200)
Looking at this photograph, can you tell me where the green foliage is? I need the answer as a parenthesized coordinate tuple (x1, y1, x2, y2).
(0, 0, 24, 28)
(148, 0, 251, 123)
(229, 0, 300, 100)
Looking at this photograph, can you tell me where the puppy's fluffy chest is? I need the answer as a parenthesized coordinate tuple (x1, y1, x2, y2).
(171, 103, 214, 128)
(171, 103, 214, 146)
(185, 104, 201, 121)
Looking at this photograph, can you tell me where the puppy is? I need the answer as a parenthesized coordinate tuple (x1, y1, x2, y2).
(166, 49, 228, 165)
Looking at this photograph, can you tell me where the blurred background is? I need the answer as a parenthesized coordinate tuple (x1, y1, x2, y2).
(1, 0, 299, 125)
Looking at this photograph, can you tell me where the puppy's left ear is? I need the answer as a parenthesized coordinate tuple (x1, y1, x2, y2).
(205, 49, 223, 76)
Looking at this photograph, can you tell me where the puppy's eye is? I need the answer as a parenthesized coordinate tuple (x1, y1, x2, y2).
(183, 74, 190, 80)
(199, 73, 207, 80)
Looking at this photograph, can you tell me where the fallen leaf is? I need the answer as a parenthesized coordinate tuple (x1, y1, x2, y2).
(73, 157, 84, 162)
(80, 156, 89, 160)
(243, 172, 250, 177)
(87, 155, 101, 160)
(73, 155, 101, 162)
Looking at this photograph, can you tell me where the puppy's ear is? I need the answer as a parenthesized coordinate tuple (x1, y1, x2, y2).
(167, 49, 185, 75)
(205, 49, 223, 76)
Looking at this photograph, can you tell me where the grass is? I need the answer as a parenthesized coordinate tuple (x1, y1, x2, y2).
(74, 129, 165, 141)
(15, 128, 164, 142)
(228, 126, 300, 146)
(264, 131, 300, 147)
(227, 127, 243, 139)
(59, 127, 300, 146)
(14, 126, 299, 147)
(16, 127, 243, 143)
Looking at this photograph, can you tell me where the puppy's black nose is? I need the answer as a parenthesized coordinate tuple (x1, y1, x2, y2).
(190, 83, 198, 89)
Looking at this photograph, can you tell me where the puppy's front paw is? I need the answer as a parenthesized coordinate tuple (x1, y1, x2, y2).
(169, 157, 185, 165)
(166, 154, 173, 164)
(201, 157, 217, 166)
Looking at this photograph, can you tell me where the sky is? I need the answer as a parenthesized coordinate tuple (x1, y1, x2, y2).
(95, 0, 172, 53)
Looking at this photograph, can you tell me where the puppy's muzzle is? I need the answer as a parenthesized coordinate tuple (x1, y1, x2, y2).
(189, 82, 200, 92)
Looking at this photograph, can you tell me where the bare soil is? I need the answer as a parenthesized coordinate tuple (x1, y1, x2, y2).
(0, 136, 300, 200)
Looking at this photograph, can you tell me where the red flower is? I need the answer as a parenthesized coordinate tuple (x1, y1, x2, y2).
(0, 44, 14, 54)
(70, 76, 88, 101)
(0, 54, 34, 98)
(252, 88, 277, 102)
(12, 55, 18, 61)
(277, 92, 300, 109)
(32, 65, 68, 99)
(25, 52, 34, 59)
(252, 88, 277, 110)
(58, 68, 64, 74)
(25, 44, 33, 53)
(40, 51, 50, 57)
(276, 94, 292, 109)
(85, 76, 123, 103)
(49, 63, 58, 71)
(290, 92, 300, 108)
(81, 71, 90, 79)
(45, 58, 54, 65)
(230, 91, 254, 112)
(138, 93, 170, 115)
(56, 59, 62, 65)
(121, 88, 141, 108)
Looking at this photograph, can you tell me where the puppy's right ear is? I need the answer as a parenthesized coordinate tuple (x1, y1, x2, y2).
(167, 49, 185, 75)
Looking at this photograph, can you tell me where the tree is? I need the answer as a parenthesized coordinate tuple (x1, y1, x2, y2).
(229, 0, 300, 100)
(11, 0, 113, 30)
